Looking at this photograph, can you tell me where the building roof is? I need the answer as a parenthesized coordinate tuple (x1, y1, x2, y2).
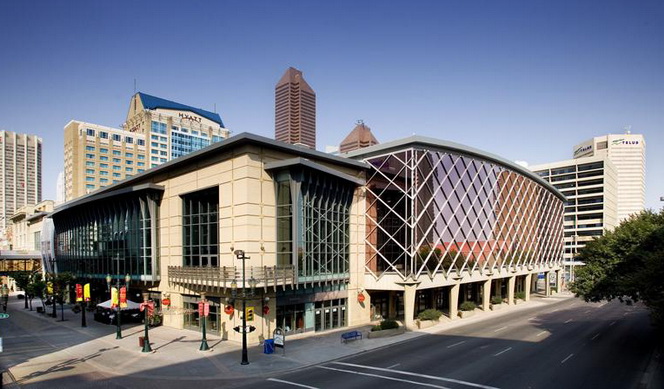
(340, 122, 379, 153)
(345, 135, 565, 201)
(137, 92, 225, 127)
(275, 67, 315, 94)
(53, 132, 369, 214)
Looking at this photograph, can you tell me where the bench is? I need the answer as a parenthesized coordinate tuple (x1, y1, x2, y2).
(341, 330, 363, 343)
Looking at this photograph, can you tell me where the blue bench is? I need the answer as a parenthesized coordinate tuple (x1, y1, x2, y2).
(341, 330, 363, 343)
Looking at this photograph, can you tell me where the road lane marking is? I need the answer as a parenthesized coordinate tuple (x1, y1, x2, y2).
(493, 347, 512, 356)
(446, 341, 466, 348)
(330, 362, 500, 389)
(564, 319, 573, 324)
(267, 378, 319, 388)
(493, 326, 507, 332)
(584, 310, 591, 314)
(536, 331, 547, 337)
(592, 333, 600, 340)
(609, 321, 617, 326)
(561, 354, 574, 364)
(528, 316, 538, 321)
(318, 366, 452, 389)
(386, 363, 400, 369)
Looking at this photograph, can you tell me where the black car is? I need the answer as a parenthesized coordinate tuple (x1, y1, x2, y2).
(93, 306, 142, 325)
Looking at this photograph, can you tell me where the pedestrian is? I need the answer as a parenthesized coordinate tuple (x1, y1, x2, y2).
(1, 283, 9, 313)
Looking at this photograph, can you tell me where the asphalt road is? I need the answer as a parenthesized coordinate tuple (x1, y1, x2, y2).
(245, 298, 659, 389)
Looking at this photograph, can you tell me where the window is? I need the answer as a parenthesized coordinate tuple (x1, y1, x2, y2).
(86, 129, 95, 136)
(192, 130, 199, 136)
(138, 155, 145, 160)
(99, 131, 108, 139)
(151, 142, 159, 147)
(113, 134, 122, 142)
(100, 171, 109, 176)
(160, 158, 167, 162)
(86, 184, 95, 189)
(126, 160, 133, 165)
(86, 153, 95, 159)
(113, 173, 121, 178)
(113, 165, 121, 171)
(151, 157, 159, 162)
(126, 167, 133, 172)
(85, 161, 95, 167)
(151, 150, 159, 154)
(161, 136, 167, 142)
(86, 146, 95, 151)
(113, 158, 121, 163)
(113, 150, 121, 155)
(151, 121, 167, 134)
(160, 151, 167, 156)
(100, 148, 108, 154)
(160, 144, 167, 149)
(100, 178, 109, 183)
(182, 186, 219, 267)
(126, 137, 134, 144)
(137, 162, 145, 167)
(137, 139, 145, 146)
(86, 176, 95, 182)
(86, 169, 94, 174)
(100, 156, 109, 161)
(126, 152, 133, 158)
(100, 163, 109, 168)
(138, 169, 144, 173)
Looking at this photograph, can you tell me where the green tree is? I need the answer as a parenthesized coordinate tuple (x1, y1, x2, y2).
(571, 210, 664, 328)
(52, 272, 75, 320)
(12, 271, 34, 309)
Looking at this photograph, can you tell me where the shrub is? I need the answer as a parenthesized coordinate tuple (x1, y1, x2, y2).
(371, 325, 382, 332)
(490, 296, 503, 305)
(460, 301, 477, 311)
(515, 291, 526, 300)
(379, 320, 399, 330)
(417, 309, 443, 321)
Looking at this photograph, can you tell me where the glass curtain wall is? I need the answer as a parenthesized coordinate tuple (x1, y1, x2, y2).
(364, 147, 564, 279)
(54, 190, 160, 279)
(275, 169, 355, 284)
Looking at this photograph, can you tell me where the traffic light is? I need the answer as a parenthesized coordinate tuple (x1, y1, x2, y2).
(246, 306, 254, 321)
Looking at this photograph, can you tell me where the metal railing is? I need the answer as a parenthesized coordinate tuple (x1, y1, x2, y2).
(167, 265, 296, 292)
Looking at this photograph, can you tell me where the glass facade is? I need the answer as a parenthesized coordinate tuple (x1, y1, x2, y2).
(171, 129, 211, 159)
(53, 188, 161, 280)
(275, 169, 355, 284)
(364, 147, 564, 279)
(182, 186, 219, 267)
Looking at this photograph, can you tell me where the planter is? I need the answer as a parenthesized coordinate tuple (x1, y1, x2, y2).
(458, 310, 475, 319)
(514, 299, 523, 305)
(490, 303, 504, 311)
(367, 327, 406, 339)
(416, 320, 438, 329)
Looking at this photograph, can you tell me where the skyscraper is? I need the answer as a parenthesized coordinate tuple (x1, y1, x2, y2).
(64, 93, 229, 201)
(572, 132, 645, 222)
(275, 67, 316, 149)
(0, 130, 42, 246)
(339, 121, 379, 153)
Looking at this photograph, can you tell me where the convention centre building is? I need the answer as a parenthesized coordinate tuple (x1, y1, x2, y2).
(48, 133, 565, 343)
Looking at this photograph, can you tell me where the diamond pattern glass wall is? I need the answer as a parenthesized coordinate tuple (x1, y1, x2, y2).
(53, 190, 161, 279)
(365, 148, 564, 280)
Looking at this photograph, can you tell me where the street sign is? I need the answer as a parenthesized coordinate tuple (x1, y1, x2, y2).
(0, 313, 8, 319)
(233, 325, 256, 333)
(273, 328, 285, 356)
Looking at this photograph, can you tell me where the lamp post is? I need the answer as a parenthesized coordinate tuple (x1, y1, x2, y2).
(106, 273, 131, 339)
(141, 292, 153, 353)
(233, 250, 256, 365)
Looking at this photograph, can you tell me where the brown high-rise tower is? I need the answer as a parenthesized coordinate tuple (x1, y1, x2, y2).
(275, 67, 316, 149)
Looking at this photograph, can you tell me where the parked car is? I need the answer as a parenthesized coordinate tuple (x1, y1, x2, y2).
(93, 306, 142, 325)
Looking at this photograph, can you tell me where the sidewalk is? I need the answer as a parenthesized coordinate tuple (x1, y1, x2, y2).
(2, 292, 575, 385)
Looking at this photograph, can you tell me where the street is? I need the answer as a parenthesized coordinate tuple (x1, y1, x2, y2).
(246, 298, 660, 389)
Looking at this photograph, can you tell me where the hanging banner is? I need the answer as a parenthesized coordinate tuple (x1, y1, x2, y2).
(119, 287, 127, 308)
(198, 301, 210, 317)
(75, 284, 83, 302)
(84, 284, 91, 302)
(111, 287, 119, 308)
(46, 282, 53, 295)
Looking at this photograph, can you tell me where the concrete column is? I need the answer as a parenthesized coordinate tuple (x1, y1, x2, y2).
(494, 278, 502, 299)
(449, 283, 460, 320)
(507, 276, 516, 305)
(545, 271, 552, 297)
(403, 284, 418, 330)
(388, 292, 396, 319)
(524, 273, 533, 301)
(556, 269, 564, 293)
(482, 279, 491, 311)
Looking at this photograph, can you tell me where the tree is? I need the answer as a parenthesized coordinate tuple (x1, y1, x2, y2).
(571, 209, 664, 328)
(51, 272, 75, 321)
(27, 275, 47, 313)
(12, 271, 34, 309)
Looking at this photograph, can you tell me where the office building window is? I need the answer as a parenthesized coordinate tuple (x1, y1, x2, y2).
(113, 134, 122, 142)
(126, 167, 133, 172)
(126, 137, 134, 144)
(126, 152, 133, 158)
(86, 129, 95, 136)
(86, 153, 95, 159)
(86, 184, 95, 189)
(113, 173, 121, 178)
(137, 139, 145, 146)
(113, 165, 121, 171)
(85, 161, 95, 167)
(86, 176, 95, 182)
(99, 131, 108, 139)
(86, 146, 95, 151)
(138, 155, 145, 160)
(113, 158, 121, 163)
(100, 171, 109, 176)
(100, 178, 109, 183)
(100, 148, 108, 153)
(113, 150, 121, 155)
(100, 156, 109, 161)
(85, 169, 94, 174)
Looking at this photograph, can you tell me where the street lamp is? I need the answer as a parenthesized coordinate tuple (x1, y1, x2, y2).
(233, 249, 257, 365)
(141, 292, 153, 353)
(106, 273, 131, 339)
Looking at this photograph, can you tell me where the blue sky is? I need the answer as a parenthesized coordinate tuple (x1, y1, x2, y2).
(1, 1, 662, 209)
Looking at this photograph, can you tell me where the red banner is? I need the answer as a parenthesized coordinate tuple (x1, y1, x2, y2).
(140, 301, 155, 316)
(198, 301, 210, 317)
(119, 287, 127, 308)
(75, 284, 83, 302)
